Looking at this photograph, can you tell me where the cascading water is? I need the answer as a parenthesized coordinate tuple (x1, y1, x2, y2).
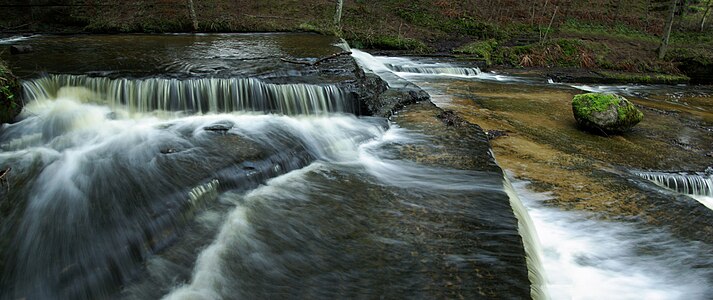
(0, 81, 385, 299)
(350, 48, 713, 299)
(1, 37, 533, 299)
(510, 177, 713, 300)
(636, 171, 713, 196)
(636, 170, 713, 210)
(350, 49, 525, 83)
(352, 49, 547, 299)
(22, 74, 355, 116)
(385, 62, 482, 77)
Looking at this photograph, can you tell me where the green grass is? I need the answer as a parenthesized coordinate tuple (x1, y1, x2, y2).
(349, 35, 431, 52)
(559, 19, 659, 43)
(395, 7, 505, 40)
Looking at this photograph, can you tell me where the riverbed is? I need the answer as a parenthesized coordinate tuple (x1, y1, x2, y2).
(1, 34, 712, 299)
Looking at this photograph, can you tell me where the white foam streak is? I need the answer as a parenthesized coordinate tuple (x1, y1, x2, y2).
(350, 49, 524, 82)
(691, 195, 713, 210)
(0, 35, 36, 44)
(510, 177, 713, 300)
(164, 206, 253, 300)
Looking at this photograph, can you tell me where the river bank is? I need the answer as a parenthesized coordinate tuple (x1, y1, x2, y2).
(2, 1, 713, 85)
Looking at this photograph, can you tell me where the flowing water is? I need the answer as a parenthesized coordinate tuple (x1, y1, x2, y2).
(510, 177, 713, 300)
(350, 49, 713, 299)
(2, 34, 712, 299)
(1, 35, 533, 299)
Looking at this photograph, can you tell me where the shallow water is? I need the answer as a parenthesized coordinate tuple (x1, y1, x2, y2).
(350, 49, 713, 299)
(1, 35, 532, 299)
(2, 35, 712, 299)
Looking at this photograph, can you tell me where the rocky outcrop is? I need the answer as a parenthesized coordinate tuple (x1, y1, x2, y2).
(677, 59, 713, 84)
(0, 62, 22, 124)
(352, 62, 430, 118)
(572, 93, 643, 133)
(9, 45, 33, 55)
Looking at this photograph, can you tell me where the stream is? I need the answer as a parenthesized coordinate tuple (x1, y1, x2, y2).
(1, 34, 712, 299)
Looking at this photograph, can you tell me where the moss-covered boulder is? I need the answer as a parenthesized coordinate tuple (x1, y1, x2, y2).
(0, 61, 22, 124)
(572, 93, 643, 133)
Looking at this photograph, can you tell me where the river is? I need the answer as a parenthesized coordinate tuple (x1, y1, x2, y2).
(1, 34, 712, 299)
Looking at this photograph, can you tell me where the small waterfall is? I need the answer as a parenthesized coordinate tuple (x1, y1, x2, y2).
(636, 171, 713, 197)
(385, 63, 481, 76)
(503, 176, 548, 300)
(22, 74, 355, 115)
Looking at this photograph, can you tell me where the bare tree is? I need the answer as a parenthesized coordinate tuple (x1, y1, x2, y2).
(334, 0, 344, 29)
(701, 0, 712, 31)
(188, 0, 198, 31)
(658, 0, 678, 59)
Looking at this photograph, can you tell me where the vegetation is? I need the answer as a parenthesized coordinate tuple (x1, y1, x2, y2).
(454, 40, 499, 65)
(597, 71, 690, 84)
(0, 60, 21, 124)
(1, 0, 712, 82)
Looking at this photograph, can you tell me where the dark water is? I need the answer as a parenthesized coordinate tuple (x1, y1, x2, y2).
(2, 33, 349, 82)
(0, 35, 531, 299)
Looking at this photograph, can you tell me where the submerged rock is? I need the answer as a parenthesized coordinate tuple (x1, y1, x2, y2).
(572, 93, 643, 133)
(9, 45, 33, 55)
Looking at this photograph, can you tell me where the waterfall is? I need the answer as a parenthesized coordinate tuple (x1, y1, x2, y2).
(22, 74, 355, 116)
(503, 176, 548, 300)
(0, 91, 387, 299)
(636, 171, 713, 197)
(385, 63, 481, 76)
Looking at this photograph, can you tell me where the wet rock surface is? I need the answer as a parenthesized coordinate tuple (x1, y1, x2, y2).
(413, 78, 713, 245)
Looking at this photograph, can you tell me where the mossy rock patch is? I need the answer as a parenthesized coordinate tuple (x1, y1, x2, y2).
(572, 93, 643, 133)
(0, 62, 22, 124)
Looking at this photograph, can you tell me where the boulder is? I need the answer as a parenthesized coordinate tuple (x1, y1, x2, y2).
(9, 45, 33, 55)
(572, 93, 643, 133)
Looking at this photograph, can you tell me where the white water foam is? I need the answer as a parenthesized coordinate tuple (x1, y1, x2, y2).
(691, 195, 713, 210)
(509, 175, 713, 300)
(350, 49, 525, 83)
(0, 35, 36, 44)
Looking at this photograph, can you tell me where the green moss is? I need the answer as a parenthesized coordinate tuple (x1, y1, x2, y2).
(598, 71, 690, 84)
(0, 60, 22, 123)
(572, 93, 643, 132)
(454, 40, 498, 65)
(572, 93, 617, 118)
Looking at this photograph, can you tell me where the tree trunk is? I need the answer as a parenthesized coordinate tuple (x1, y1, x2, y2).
(676, 0, 688, 28)
(701, 0, 712, 31)
(334, 0, 343, 28)
(187, 0, 198, 31)
(658, 0, 678, 59)
(644, 0, 652, 30)
(542, 5, 559, 42)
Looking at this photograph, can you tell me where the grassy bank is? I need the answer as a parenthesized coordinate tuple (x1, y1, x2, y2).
(2, 0, 712, 82)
